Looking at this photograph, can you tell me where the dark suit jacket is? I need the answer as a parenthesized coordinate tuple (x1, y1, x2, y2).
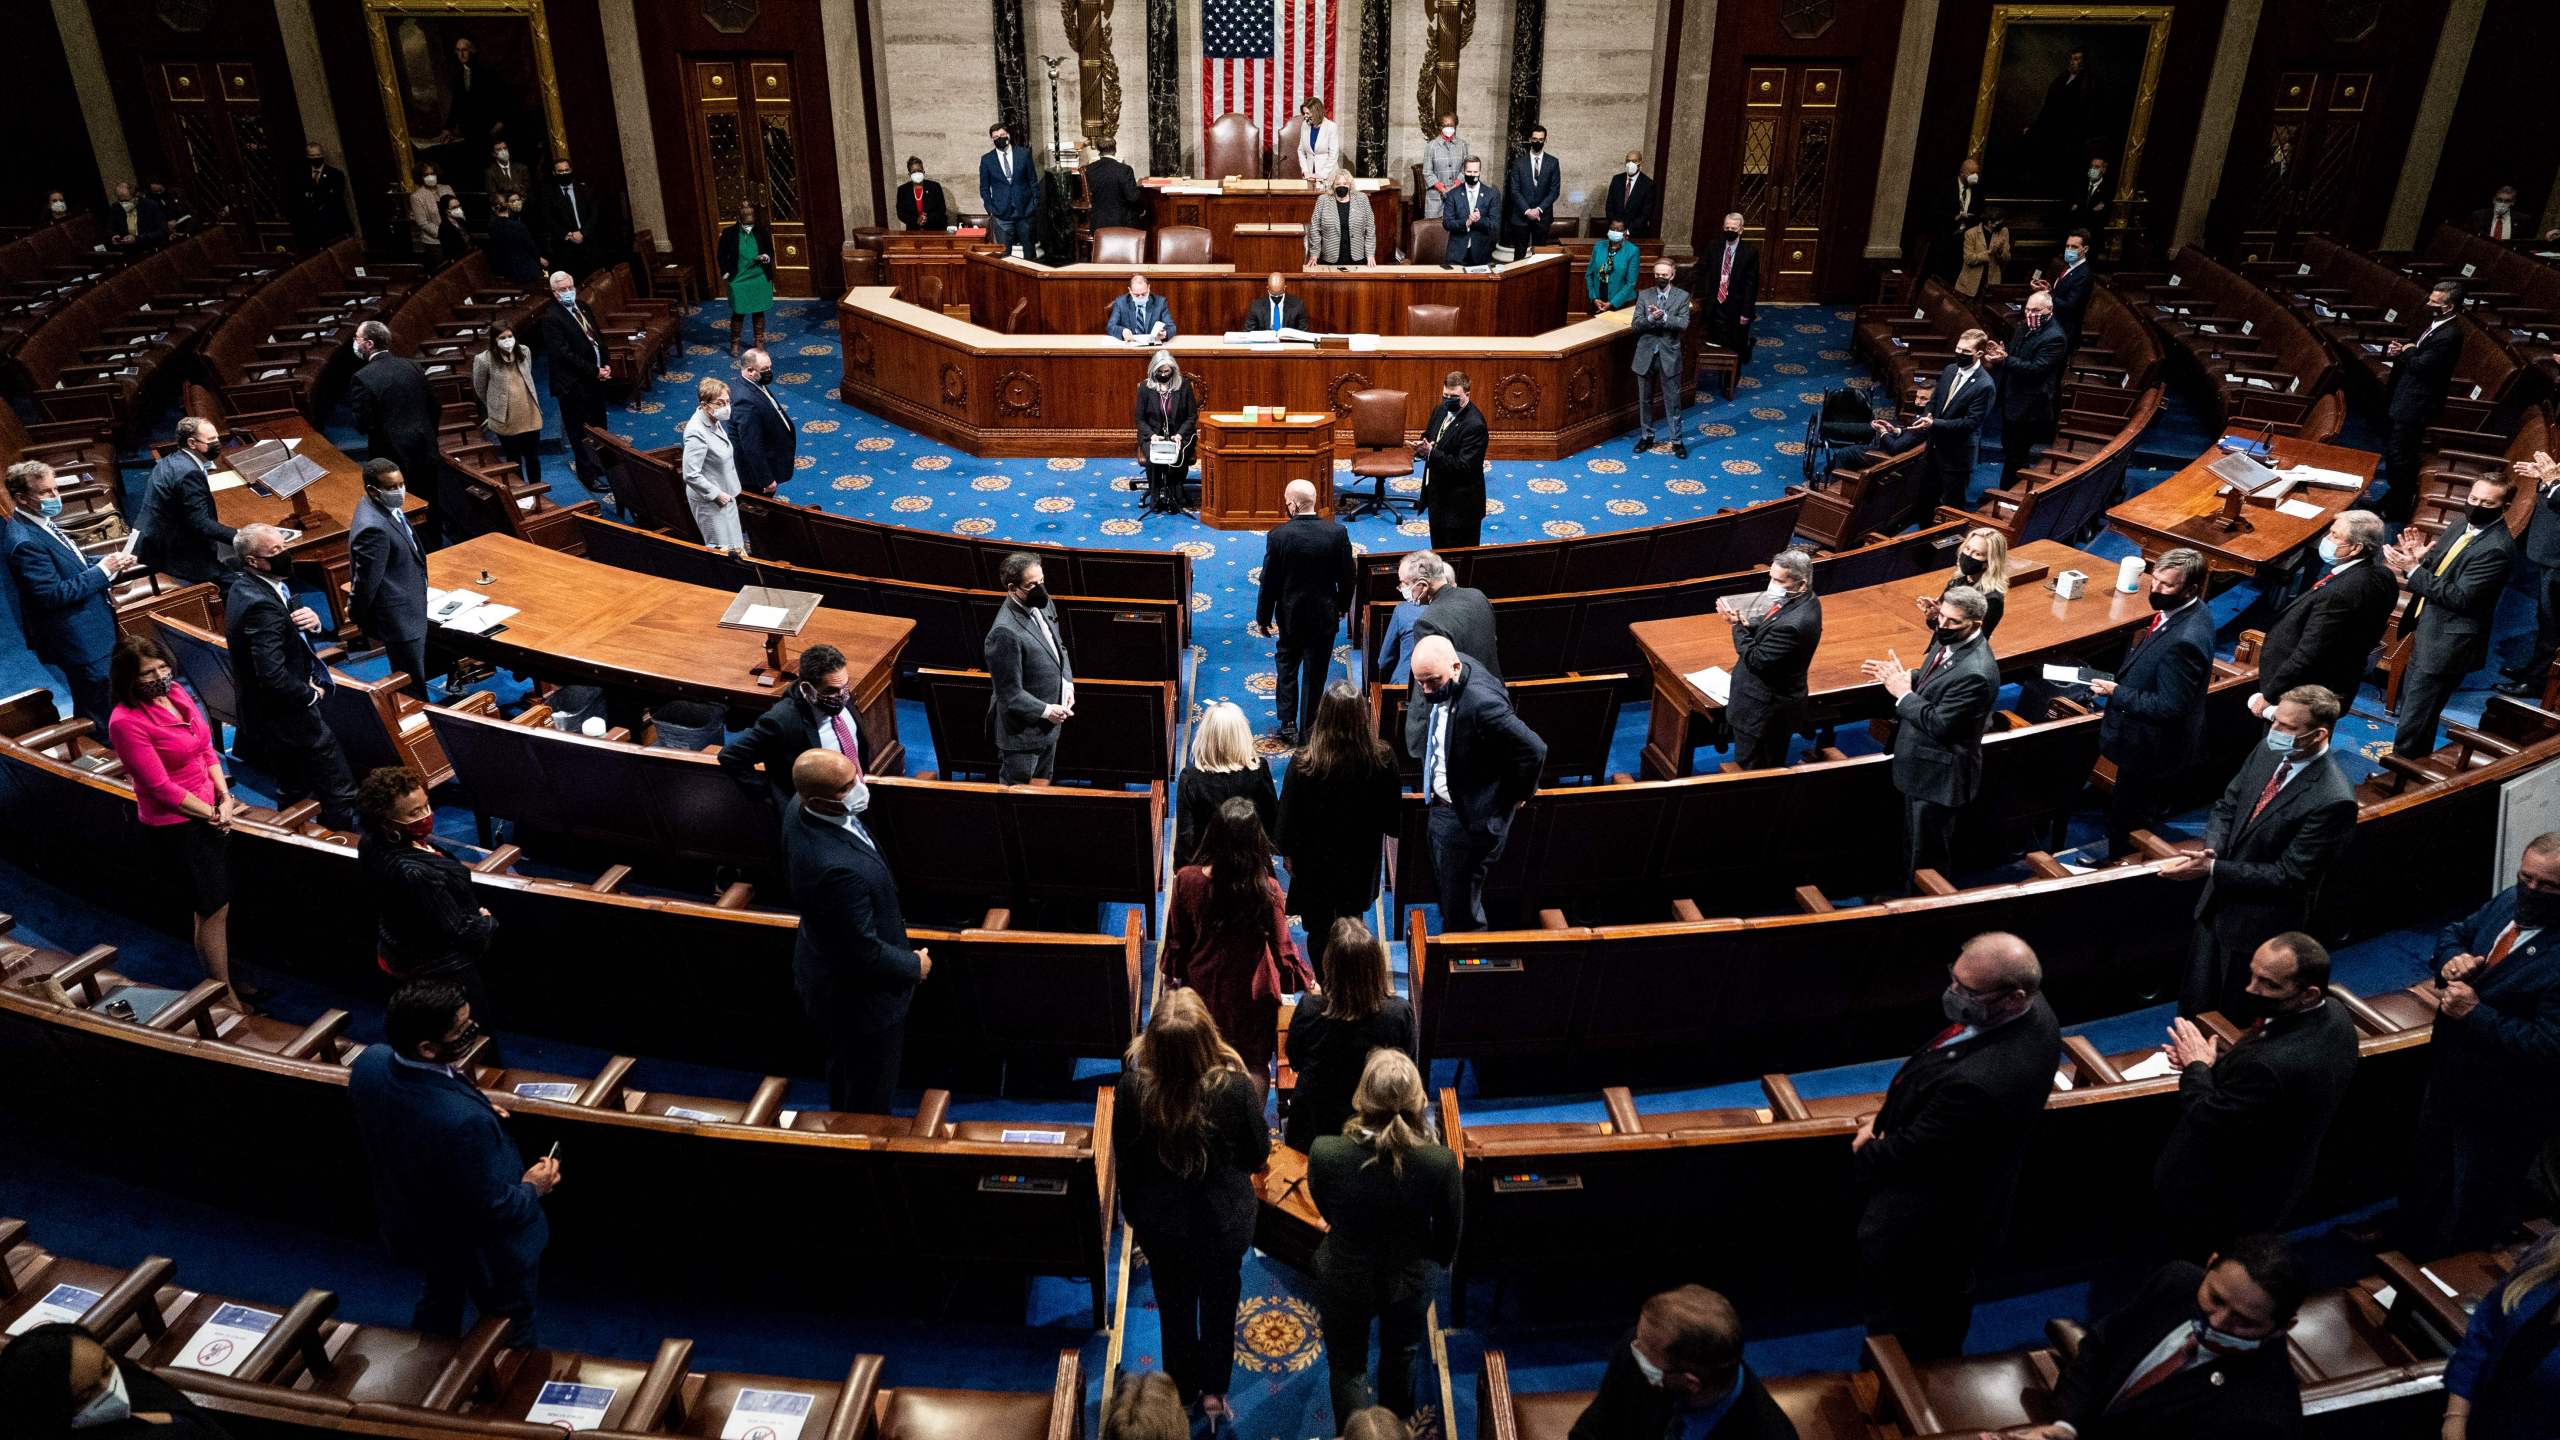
(1133, 381, 1197, 466)
(1421, 660, 1547, 835)
(1414, 584, 1500, 682)
(223, 568, 333, 753)
(978, 147, 1040, 224)
(2405, 518, 2517, 672)
(783, 796, 921, 1036)
(2388, 318, 2465, 425)
(350, 352, 443, 482)
(1922, 363, 1994, 495)
(2256, 560, 2396, 705)
(729, 377, 797, 494)
(1110, 1067, 1266, 1254)
(895, 178, 950, 231)
(2065, 173, 2113, 235)
(1858, 996, 2062, 1255)
(531, 298, 608, 408)
(2427, 887, 2560, 1112)
(2152, 997, 2359, 1236)
(2463, 206, 2540, 240)
(1889, 631, 2000, 807)
(1503, 154, 1560, 241)
(2101, 600, 2215, 775)
(1602, 171, 1656, 237)
(2051, 1262, 2304, 1439)
(345, 1046, 547, 1268)
(1257, 512, 1354, 642)
(1241, 293, 1311, 334)
(347, 495, 428, 646)
(2525, 479, 2560, 568)
(536, 178, 608, 251)
(134, 450, 236, 585)
(2050, 261, 2095, 351)
(1691, 238, 1761, 322)
(1729, 588, 1821, 736)
(3, 512, 117, 667)
(486, 213, 543, 287)
(109, 196, 168, 248)
(1104, 292, 1177, 342)
(720, 687, 835, 803)
(2194, 746, 2357, 951)
(715, 221, 778, 289)
(1999, 316, 2069, 422)
(983, 598, 1073, 753)
(1442, 181, 1501, 251)
(1307, 1136, 1461, 1303)
(1084, 156, 1144, 231)
(1421, 401, 1489, 525)
(1569, 1347, 1798, 1440)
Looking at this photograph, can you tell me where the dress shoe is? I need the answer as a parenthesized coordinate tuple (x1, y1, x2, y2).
(1672, 442, 1689, 459)
(2496, 678, 2538, 697)
(1631, 434, 1648, 453)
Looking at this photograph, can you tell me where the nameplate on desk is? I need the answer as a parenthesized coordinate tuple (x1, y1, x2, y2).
(179, 1303, 281, 1376)
(1447, 955, 1524, 972)
(511, 1081, 581, 1100)
(525, 1381, 616, 1430)
(976, 1172, 1070, 1195)
(2117, 1050, 2177, 1082)
(999, 1128, 1069, 1145)
(7, 1283, 103, 1335)
(664, 1106, 728, 1123)
(721, 1390, 817, 1440)
(1491, 1172, 1583, 1194)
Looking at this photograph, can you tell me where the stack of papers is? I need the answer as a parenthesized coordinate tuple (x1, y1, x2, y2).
(2277, 498, 2327, 520)
(1684, 666, 1733, 704)
(2119, 1051, 2178, 1081)
(2283, 464, 2365, 489)
(426, 588, 517, 634)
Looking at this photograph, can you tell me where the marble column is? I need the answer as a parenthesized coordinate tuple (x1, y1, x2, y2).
(1655, 0, 1717, 249)
(1356, 0, 1390, 177)
(271, 0, 343, 163)
(1148, 0, 1181, 173)
(2170, 0, 2260, 256)
(1864, 0, 1939, 259)
(595, 0, 669, 247)
(993, 0, 1032, 140)
(1502, 0, 1544, 164)
(2383, 0, 2486, 250)
(822, 0, 882, 232)
(52, 0, 132, 195)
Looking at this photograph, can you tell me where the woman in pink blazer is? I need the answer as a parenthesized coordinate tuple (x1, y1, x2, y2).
(105, 635, 251, 1007)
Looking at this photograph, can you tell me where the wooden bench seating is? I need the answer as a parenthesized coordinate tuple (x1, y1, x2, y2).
(150, 615, 473, 786)
(2244, 237, 2531, 425)
(574, 512, 1189, 684)
(1942, 384, 2161, 546)
(197, 238, 423, 418)
(1373, 672, 1629, 787)
(575, 261, 682, 403)
(0, 213, 117, 357)
(740, 490, 1195, 609)
(913, 667, 1177, 786)
(2114, 247, 2341, 429)
(1852, 277, 1995, 402)
(1786, 440, 1932, 552)
(7, 225, 275, 436)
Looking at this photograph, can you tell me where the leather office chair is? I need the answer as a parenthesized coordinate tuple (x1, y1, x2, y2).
(1404, 219, 1448, 267)
(1272, 120, 1305, 180)
(1091, 227, 1147, 266)
(1152, 226, 1213, 265)
(1343, 388, 1413, 520)
(1204, 112, 1262, 180)
(1405, 303, 1459, 336)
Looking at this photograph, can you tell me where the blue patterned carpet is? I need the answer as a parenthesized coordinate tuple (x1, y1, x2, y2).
(0, 290, 2524, 1439)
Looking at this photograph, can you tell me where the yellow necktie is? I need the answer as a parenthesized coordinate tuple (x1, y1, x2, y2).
(2412, 528, 2476, 619)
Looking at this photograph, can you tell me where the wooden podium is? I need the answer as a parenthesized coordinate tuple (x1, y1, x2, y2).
(1199, 410, 1336, 530)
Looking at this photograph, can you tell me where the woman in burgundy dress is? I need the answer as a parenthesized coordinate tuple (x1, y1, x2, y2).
(1160, 796, 1316, 1090)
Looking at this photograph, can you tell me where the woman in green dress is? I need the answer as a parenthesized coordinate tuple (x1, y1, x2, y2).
(716, 198, 778, 356)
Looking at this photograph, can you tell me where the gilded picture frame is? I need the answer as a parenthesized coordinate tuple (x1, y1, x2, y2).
(1966, 4, 2173, 215)
(362, 0, 570, 191)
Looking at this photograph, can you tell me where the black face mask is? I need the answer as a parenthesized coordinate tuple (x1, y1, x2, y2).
(1442, 395, 1464, 411)
(137, 676, 172, 700)
(1333, 186, 1351, 199)
(1956, 554, 1986, 579)
(1936, 621, 1973, 644)
(2147, 587, 2183, 612)
(425, 1020, 482, 1064)
(1018, 582, 1049, 608)
(2517, 881, 2560, 928)
(2224, 989, 2278, 1025)
(2470, 503, 2505, 527)
(802, 682, 849, 715)
(993, 137, 1011, 149)
(1724, 229, 1742, 241)
(1527, 142, 1543, 153)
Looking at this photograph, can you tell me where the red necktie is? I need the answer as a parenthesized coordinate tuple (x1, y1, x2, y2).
(2495, 215, 2510, 241)
(2249, 759, 2294, 822)
(1719, 244, 1735, 303)
(831, 712, 863, 778)
(1928, 1023, 1965, 1049)
(2146, 610, 2166, 636)
(2308, 570, 2331, 592)
(2111, 1334, 2201, 1411)
(2485, 923, 2518, 970)
(913, 184, 924, 215)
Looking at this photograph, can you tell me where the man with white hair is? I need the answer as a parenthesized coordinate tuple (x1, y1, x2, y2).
(1718, 548, 1822, 770)
(1864, 583, 2000, 886)
(1253, 480, 1354, 744)
(224, 523, 359, 828)
(4, 460, 141, 729)
(1853, 930, 2061, 1358)
(531, 269, 613, 491)
(1693, 211, 1760, 373)
(1985, 289, 2066, 483)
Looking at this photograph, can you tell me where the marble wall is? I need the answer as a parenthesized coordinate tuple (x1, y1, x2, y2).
(874, 2, 1005, 215)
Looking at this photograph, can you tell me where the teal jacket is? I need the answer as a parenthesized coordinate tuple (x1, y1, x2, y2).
(1585, 238, 1640, 310)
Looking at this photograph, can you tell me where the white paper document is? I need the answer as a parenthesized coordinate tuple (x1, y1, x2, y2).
(525, 1380, 617, 1430)
(512, 1081, 580, 1100)
(427, 588, 487, 622)
(207, 473, 248, 493)
(444, 604, 517, 636)
(178, 1303, 281, 1375)
(2119, 1051, 2178, 1082)
(741, 602, 790, 629)
(664, 1106, 728, 1123)
(2040, 664, 2085, 684)
(1000, 1128, 1067, 1145)
(1684, 666, 1732, 704)
(721, 1389, 817, 1440)
(2277, 499, 2326, 520)
(7, 1283, 101, 1335)
(2284, 464, 2366, 489)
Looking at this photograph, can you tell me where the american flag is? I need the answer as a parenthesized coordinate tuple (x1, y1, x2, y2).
(1202, 0, 1335, 150)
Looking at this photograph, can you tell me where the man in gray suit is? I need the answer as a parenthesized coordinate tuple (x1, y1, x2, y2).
(1630, 259, 1690, 458)
(983, 552, 1075, 783)
(1865, 584, 2001, 888)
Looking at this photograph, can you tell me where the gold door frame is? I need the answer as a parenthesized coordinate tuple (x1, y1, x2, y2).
(362, 0, 570, 191)
(1966, 4, 2173, 213)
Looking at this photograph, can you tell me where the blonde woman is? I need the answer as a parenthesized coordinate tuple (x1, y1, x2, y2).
(2441, 1230, 2560, 1436)
(1309, 1049, 1461, 1426)
(1111, 989, 1268, 1427)
(681, 377, 746, 552)
(1917, 526, 2010, 637)
(1296, 98, 1341, 186)
(1305, 168, 1379, 267)
(1099, 1370, 1190, 1440)
(1174, 699, 1277, 863)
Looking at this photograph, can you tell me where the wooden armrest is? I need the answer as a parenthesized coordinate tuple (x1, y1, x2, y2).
(420, 1317, 516, 1410)
(2198, 1010, 2245, 1047)
(577, 1055, 638, 1107)
(1792, 885, 1833, 914)
(739, 1076, 790, 1127)
(2129, 828, 2181, 860)
(2442, 723, 2519, 758)
(52, 944, 120, 1002)
(1601, 1086, 1641, 1135)
(232, 1288, 338, 1383)
(1760, 1073, 1811, 1122)
(2325, 983, 2396, 1035)
(1534, 907, 1569, 930)
(279, 1009, 353, 1060)
(910, 1088, 952, 1135)
(2062, 1034, 2125, 1086)
(979, 908, 1013, 931)
(2022, 851, 2071, 880)
(145, 979, 231, 1037)
(79, 1256, 178, 1340)
(1669, 898, 1705, 922)
(1861, 1333, 1940, 1434)
(589, 864, 633, 894)
(2374, 1250, 2474, 1340)
(622, 1338, 695, 1432)
(715, 882, 756, 909)
(1910, 868, 1958, 897)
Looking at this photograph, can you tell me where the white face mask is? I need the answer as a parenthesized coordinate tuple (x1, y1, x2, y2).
(50, 200, 66, 214)
(71, 1364, 132, 1430)
(1441, 126, 1455, 138)
(2495, 200, 2513, 214)
(2088, 167, 2102, 182)
(1630, 1341, 1668, 1389)
(711, 403, 732, 422)
(423, 174, 439, 186)
(910, 170, 925, 184)
(844, 779, 870, 814)
(498, 336, 516, 352)
(1759, 581, 1790, 611)
(494, 148, 509, 163)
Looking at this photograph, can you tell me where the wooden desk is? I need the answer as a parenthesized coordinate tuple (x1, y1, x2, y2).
(1232, 223, 1308, 275)
(1199, 412, 1335, 529)
(210, 416, 430, 637)
(875, 230, 982, 314)
(424, 535, 915, 768)
(1142, 179, 1402, 263)
(1630, 541, 2150, 779)
(2105, 434, 2378, 584)
(962, 250, 1570, 337)
(839, 285, 1688, 461)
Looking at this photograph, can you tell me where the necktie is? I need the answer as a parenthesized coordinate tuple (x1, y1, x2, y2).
(829, 711, 864, 778)
(1928, 1022, 1965, 1049)
(2112, 1332, 2200, 1411)
(1273, 298, 1283, 328)
(2144, 609, 2167, 638)
(1922, 643, 1951, 681)
(2308, 569, 2332, 593)
(845, 812, 877, 852)
(2249, 759, 2296, 822)
(2411, 528, 2478, 619)
(2495, 214, 2510, 241)
(2485, 922, 2518, 969)
(1719, 243, 1735, 303)
(563, 185, 582, 229)
(394, 508, 420, 560)
(1001, 150, 1013, 181)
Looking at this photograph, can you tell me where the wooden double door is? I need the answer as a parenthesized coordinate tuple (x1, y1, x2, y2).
(1727, 62, 1852, 303)
(680, 57, 814, 298)
(149, 59, 292, 239)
